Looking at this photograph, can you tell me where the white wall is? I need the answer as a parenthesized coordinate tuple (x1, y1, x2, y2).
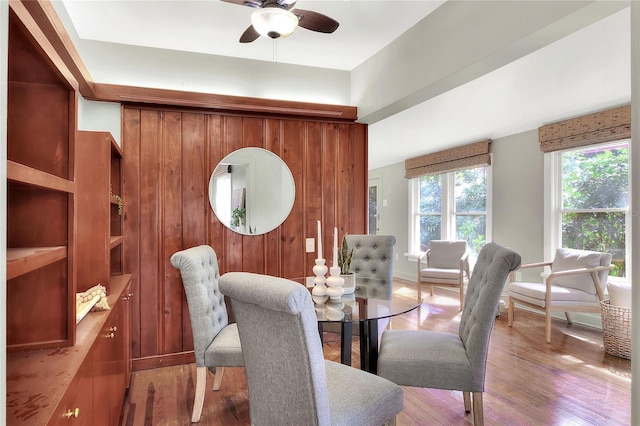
(78, 97, 122, 146)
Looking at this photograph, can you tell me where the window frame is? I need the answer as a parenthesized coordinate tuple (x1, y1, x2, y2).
(543, 139, 631, 282)
(408, 163, 493, 258)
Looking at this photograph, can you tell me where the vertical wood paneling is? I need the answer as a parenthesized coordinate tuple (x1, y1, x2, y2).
(123, 107, 142, 359)
(337, 123, 356, 235)
(280, 120, 306, 281)
(123, 105, 368, 364)
(206, 115, 224, 266)
(138, 109, 162, 357)
(323, 123, 338, 266)
(180, 113, 207, 351)
(304, 122, 324, 276)
(162, 111, 184, 355)
(352, 123, 368, 233)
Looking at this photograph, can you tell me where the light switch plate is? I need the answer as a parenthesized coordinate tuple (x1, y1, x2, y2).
(306, 276, 315, 287)
(306, 238, 315, 253)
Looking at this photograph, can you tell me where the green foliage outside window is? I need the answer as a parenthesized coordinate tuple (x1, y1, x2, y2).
(454, 168, 487, 256)
(561, 143, 628, 277)
(417, 167, 487, 257)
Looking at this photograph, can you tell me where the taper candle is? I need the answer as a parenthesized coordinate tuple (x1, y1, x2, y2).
(333, 227, 338, 267)
(317, 220, 323, 259)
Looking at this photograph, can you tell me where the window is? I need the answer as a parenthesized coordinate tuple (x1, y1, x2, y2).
(545, 140, 630, 279)
(410, 165, 491, 260)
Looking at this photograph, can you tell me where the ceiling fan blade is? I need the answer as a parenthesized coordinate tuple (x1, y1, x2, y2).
(220, 0, 262, 8)
(294, 9, 339, 33)
(239, 25, 261, 43)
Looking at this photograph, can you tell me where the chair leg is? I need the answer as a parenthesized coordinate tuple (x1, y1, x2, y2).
(545, 310, 552, 344)
(429, 285, 434, 296)
(472, 392, 484, 426)
(459, 285, 464, 311)
(212, 366, 225, 391)
(565, 312, 572, 324)
(192, 366, 208, 422)
(463, 391, 471, 412)
(383, 416, 398, 426)
(417, 284, 422, 303)
(507, 298, 514, 327)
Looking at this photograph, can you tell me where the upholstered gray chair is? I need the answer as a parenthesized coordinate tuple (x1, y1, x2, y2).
(345, 234, 396, 299)
(378, 242, 521, 426)
(170, 245, 244, 423)
(508, 248, 613, 343)
(322, 234, 396, 342)
(417, 240, 470, 310)
(219, 272, 404, 426)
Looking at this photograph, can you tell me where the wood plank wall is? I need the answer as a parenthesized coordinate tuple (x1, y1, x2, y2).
(122, 105, 368, 367)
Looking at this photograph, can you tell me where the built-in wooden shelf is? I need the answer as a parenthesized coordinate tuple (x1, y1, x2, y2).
(6, 246, 67, 280)
(7, 160, 75, 193)
(110, 235, 124, 249)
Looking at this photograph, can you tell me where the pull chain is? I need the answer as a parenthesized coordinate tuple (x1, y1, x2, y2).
(272, 39, 278, 62)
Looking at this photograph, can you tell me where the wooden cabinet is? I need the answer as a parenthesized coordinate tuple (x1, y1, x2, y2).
(6, 5, 133, 424)
(6, 4, 77, 352)
(6, 278, 132, 425)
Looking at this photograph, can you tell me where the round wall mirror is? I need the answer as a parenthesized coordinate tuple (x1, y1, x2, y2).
(209, 148, 295, 235)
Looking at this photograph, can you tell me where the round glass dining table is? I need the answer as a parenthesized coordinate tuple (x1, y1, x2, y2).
(310, 277, 421, 374)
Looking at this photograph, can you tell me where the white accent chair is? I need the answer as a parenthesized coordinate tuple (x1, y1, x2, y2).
(170, 245, 244, 423)
(508, 248, 614, 344)
(417, 240, 470, 310)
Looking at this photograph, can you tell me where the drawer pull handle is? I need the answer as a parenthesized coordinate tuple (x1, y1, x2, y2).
(109, 326, 117, 332)
(64, 408, 80, 418)
(105, 332, 115, 338)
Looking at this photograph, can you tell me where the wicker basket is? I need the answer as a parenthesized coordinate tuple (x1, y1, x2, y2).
(600, 300, 632, 360)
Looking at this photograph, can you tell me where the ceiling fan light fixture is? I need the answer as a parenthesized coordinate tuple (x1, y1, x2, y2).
(251, 7, 298, 39)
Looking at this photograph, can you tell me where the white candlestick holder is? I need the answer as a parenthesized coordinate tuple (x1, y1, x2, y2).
(326, 266, 345, 300)
(311, 258, 328, 296)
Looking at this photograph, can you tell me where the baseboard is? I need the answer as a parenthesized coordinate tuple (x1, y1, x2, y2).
(132, 351, 195, 371)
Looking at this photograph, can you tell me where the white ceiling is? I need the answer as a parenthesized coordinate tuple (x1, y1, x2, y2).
(60, 0, 445, 71)
(57, 1, 631, 170)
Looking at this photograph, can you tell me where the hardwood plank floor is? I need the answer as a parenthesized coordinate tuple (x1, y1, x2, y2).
(120, 280, 631, 425)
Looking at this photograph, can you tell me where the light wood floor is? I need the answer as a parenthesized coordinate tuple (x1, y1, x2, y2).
(121, 280, 631, 425)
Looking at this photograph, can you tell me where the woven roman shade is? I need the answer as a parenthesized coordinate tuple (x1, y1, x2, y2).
(404, 139, 491, 179)
(539, 105, 631, 153)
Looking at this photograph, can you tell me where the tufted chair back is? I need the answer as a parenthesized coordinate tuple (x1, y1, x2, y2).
(345, 235, 396, 299)
(170, 245, 229, 367)
(458, 242, 521, 388)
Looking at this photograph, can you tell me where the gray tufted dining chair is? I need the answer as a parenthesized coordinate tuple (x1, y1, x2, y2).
(345, 235, 396, 299)
(378, 242, 521, 425)
(220, 272, 404, 425)
(170, 245, 244, 423)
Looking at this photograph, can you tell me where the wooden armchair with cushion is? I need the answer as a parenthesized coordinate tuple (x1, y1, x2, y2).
(508, 248, 614, 343)
(417, 240, 470, 310)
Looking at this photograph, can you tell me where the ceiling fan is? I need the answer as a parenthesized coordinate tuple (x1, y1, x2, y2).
(221, 0, 339, 43)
